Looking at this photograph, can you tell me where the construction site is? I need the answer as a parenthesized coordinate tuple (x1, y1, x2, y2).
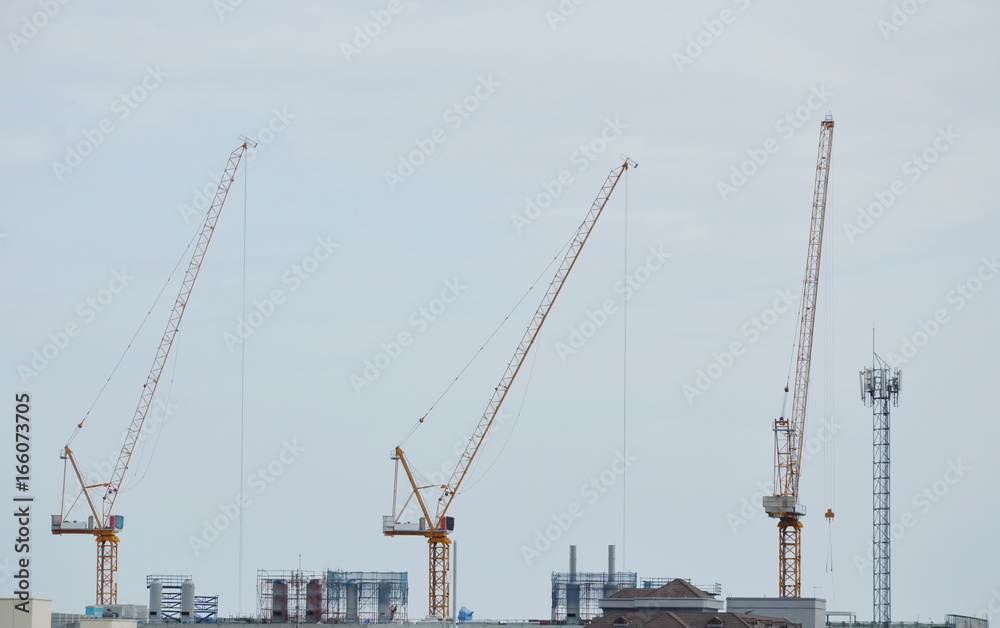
(2, 114, 988, 628)
(0, 116, 988, 628)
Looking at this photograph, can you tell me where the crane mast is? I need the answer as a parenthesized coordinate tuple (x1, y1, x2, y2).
(52, 140, 252, 605)
(385, 159, 635, 618)
(762, 117, 834, 598)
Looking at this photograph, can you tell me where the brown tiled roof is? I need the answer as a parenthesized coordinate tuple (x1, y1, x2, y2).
(610, 579, 714, 600)
(589, 611, 800, 628)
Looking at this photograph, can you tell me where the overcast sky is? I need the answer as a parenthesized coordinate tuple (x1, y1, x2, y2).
(2, 0, 998, 622)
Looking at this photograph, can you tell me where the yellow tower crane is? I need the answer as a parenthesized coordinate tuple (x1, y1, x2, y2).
(383, 158, 636, 618)
(762, 117, 834, 598)
(52, 139, 253, 605)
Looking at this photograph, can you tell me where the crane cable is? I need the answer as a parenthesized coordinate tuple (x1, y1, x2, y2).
(446, 167, 633, 498)
(118, 339, 179, 494)
(238, 150, 249, 614)
(67, 214, 205, 446)
(781, 282, 804, 420)
(398, 229, 578, 447)
(621, 166, 629, 570)
(456, 343, 538, 495)
(823, 194, 837, 575)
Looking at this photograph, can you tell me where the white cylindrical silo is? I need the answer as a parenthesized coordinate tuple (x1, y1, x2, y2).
(181, 579, 195, 623)
(346, 582, 359, 622)
(149, 579, 163, 619)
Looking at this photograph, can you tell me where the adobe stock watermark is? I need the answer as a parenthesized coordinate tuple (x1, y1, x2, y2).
(178, 107, 296, 224)
(852, 458, 970, 573)
(554, 245, 669, 362)
(349, 278, 467, 395)
(0, 555, 20, 589)
(188, 439, 306, 556)
(82, 398, 178, 485)
(393, 411, 514, 525)
(340, 0, 407, 62)
(885, 254, 998, 367)
(672, 0, 754, 73)
(222, 236, 338, 352)
(213, 0, 246, 21)
(683, 288, 795, 404)
(510, 117, 627, 234)
(7, 0, 73, 55)
(877, 0, 933, 41)
(425, 412, 511, 487)
(976, 588, 1000, 624)
(383, 75, 501, 192)
(520, 450, 637, 566)
(18, 268, 135, 385)
(843, 126, 958, 244)
(51, 66, 169, 182)
(716, 85, 833, 202)
(544, 0, 589, 30)
(726, 414, 843, 534)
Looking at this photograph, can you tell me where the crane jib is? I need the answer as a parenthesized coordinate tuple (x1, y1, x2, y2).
(386, 158, 635, 618)
(765, 117, 834, 599)
(53, 140, 253, 606)
(436, 160, 632, 521)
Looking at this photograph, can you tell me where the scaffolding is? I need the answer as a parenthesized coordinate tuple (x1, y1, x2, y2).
(257, 570, 408, 624)
(257, 570, 327, 624)
(326, 571, 408, 624)
(551, 571, 637, 622)
(146, 574, 219, 623)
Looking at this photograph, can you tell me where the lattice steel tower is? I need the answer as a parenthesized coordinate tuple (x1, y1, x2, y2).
(860, 355, 901, 628)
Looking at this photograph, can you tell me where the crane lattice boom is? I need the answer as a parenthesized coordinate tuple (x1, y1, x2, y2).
(104, 142, 248, 518)
(762, 118, 834, 598)
(436, 161, 632, 523)
(53, 140, 252, 605)
(385, 159, 635, 618)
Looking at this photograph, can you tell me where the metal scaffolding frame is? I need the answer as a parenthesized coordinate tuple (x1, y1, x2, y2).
(326, 571, 408, 624)
(257, 569, 325, 624)
(146, 574, 219, 623)
(551, 571, 637, 622)
(257, 569, 408, 624)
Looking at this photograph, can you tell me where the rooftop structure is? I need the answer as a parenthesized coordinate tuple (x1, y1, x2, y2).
(827, 615, 988, 628)
(257, 569, 408, 624)
(551, 545, 636, 622)
(589, 611, 800, 628)
(728, 597, 826, 628)
(602, 579, 724, 614)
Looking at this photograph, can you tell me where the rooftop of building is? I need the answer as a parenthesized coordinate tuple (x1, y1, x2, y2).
(589, 611, 802, 628)
(610, 580, 716, 600)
